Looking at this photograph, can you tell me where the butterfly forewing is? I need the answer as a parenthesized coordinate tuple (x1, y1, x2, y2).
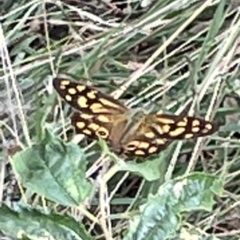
(151, 114, 219, 139)
(53, 75, 129, 151)
(53, 77, 127, 115)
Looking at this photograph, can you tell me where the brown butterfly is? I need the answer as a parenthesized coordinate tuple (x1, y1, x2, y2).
(53, 74, 219, 157)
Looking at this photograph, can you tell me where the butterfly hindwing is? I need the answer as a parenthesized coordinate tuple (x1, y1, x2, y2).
(71, 112, 109, 140)
(121, 116, 171, 157)
(122, 135, 170, 157)
(121, 113, 219, 157)
(71, 110, 131, 154)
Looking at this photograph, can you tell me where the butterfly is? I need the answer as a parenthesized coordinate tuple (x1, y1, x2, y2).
(53, 74, 219, 157)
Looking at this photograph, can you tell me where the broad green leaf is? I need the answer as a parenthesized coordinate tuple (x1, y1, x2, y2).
(118, 159, 163, 181)
(0, 204, 93, 240)
(12, 129, 93, 206)
(124, 173, 223, 240)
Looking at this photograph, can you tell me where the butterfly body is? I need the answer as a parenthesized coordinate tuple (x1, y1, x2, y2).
(53, 75, 219, 157)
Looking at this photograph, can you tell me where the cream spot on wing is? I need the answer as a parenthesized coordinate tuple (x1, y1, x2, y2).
(65, 95, 72, 101)
(61, 80, 70, 86)
(182, 117, 188, 123)
(145, 131, 155, 138)
(68, 88, 77, 95)
(162, 125, 170, 133)
(184, 133, 193, 139)
(192, 119, 200, 127)
(138, 141, 150, 149)
(83, 129, 92, 135)
(177, 120, 187, 127)
(90, 103, 104, 112)
(87, 90, 97, 99)
(77, 85, 86, 92)
(156, 138, 166, 145)
(76, 122, 85, 129)
(192, 127, 200, 133)
(169, 127, 185, 137)
(148, 146, 157, 153)
(78, 96, 88, 108)
(81, 113, 93, 119)
(97, 115, 110, 123)
(205, 123, 213, 130)
(134, 150, 145, 156)
(88, 123, 100, 131)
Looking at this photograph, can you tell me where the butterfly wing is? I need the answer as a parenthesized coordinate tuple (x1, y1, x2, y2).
(122, 133, 170, 157)
(53, 76, 127, 115)
(53, 76, 219, 158)
(122, 113, 218, 157)
(150, 113, 219, 139)
(71, 111, 129, 152)
(53, 75, 129, 149)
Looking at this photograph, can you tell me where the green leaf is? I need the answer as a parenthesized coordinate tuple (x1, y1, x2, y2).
(118, 159, 163, 181)
(12, 129, 93, 206)
(174, 226, 219, 240)
(0, 204, 93, 240)
(124, 173, 223, 240)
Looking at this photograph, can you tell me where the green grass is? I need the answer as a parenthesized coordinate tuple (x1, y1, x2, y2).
(1, 0, 240, 239)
